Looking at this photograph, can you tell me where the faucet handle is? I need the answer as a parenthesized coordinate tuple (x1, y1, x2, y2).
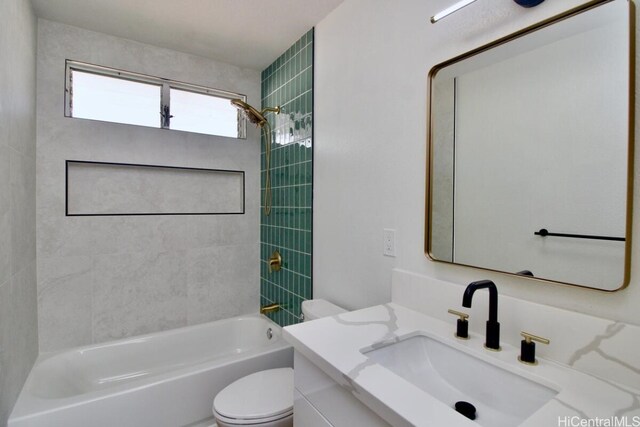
(521, 331, 550, 344)
(447, 309, 469, 320)
(518, 331, 550, 365)
(448, 309, 469, 339)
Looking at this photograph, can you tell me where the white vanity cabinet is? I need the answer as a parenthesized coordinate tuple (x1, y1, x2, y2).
(293, 352, 391, 427)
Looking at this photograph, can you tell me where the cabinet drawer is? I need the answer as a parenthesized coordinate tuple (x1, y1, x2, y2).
(294, 351, 390, 427)
(294, 389, 334, 427)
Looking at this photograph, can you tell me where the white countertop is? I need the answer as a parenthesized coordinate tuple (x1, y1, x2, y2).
(283, 303, 640, 427)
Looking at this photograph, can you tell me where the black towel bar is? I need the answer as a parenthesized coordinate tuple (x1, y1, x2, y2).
(534, 228, 625, 242)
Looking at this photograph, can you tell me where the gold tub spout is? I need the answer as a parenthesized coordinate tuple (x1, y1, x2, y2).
(260, 303, 281, 315)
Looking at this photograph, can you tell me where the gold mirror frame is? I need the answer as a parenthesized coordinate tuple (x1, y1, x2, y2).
(425, 0, 635, 292)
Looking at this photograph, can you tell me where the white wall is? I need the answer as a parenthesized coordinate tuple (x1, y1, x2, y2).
(0, 0, 38, 424)
(314, 0, 640, 326)
(37, 20, 262, 352)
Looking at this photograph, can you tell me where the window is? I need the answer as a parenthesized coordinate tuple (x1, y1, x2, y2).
(169, 88, 238, 137)
(70, 71, 162, 128)
(65, 60, 246, 138)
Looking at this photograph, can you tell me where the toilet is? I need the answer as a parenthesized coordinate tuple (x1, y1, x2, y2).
(212, 299, 346, 427)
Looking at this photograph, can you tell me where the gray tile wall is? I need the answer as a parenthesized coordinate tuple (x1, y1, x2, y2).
(0, 0, 39, 424)
(36, 20, 262, 352)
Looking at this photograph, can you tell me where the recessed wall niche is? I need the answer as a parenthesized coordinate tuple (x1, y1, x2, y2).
(66, 160, 245, 216)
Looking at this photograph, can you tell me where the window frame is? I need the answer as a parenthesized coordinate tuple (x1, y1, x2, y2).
(64, 60, 247, 139)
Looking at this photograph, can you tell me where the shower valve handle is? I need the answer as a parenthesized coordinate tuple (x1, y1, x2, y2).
(269, 250, 282, 272)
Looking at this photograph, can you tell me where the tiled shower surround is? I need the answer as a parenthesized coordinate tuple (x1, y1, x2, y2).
(36, 21, 261, 352)
(260, 29, 313, 326)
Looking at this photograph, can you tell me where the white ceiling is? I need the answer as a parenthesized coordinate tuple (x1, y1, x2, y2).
(31, 0, 344, 70)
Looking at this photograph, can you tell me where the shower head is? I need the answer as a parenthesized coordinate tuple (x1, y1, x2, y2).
(230, 99, 280, 127)
(230, 98, 281, 217)
(231, 99, 265, 126)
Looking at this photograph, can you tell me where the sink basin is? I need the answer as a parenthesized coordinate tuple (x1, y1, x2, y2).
(363, 334, 558, 427)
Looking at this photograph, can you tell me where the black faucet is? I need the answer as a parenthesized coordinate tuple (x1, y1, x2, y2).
(462, 280, 500, 351)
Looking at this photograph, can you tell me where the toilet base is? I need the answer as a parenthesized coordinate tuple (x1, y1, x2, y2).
(214, 413, 292, 427)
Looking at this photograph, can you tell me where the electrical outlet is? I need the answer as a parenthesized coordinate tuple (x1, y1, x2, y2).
(383, 229, 396, 257)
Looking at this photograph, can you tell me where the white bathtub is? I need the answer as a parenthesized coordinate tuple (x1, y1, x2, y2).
(9, 314, 292, 427)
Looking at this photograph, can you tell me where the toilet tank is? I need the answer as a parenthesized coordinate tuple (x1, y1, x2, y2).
(301, 299, 346, 321)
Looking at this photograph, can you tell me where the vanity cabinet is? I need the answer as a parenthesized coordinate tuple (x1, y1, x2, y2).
(293, 351, 390, 427)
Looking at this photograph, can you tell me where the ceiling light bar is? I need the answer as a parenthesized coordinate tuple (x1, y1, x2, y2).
(430, 0, 479, 23)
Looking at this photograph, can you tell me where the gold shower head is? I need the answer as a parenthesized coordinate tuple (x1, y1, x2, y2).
(230, 99, 280, 127)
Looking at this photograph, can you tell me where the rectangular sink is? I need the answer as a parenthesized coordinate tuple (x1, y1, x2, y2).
(363, 334, 558, 427)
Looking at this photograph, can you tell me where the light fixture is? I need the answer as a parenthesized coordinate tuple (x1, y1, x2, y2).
(430, 0, 479, 23)
(514, 0, 545, 7)
(430, 0, 545, 24)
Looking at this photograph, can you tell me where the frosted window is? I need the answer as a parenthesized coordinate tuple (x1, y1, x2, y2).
(170, 88, 238, 137)
(65, 61, 246, 138)
(71, 71, 161, 128)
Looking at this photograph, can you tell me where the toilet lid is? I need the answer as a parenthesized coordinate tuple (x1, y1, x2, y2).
(213, 368, 293, 422)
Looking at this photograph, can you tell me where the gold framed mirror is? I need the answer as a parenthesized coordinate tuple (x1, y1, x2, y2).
(426, 0, 634, 291)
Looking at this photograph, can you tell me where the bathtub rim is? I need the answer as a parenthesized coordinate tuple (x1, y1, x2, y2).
(10, 313, 290, 422)
(38, 312, 283, 360)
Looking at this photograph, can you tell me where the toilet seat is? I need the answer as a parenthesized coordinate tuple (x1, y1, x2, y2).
(213, 368, 293, 425)
(214, 410, 292, 426)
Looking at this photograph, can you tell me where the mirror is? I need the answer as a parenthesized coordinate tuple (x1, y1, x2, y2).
(427, 0, 633, 291)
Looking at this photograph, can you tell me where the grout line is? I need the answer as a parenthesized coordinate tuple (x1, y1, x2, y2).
(260, 206, 312, 210)
(260, 161, 312, 173)
(262, 183, 312, 190)
(262, 88, 312, 107)
(258, 206, 312, 210)
(260, 258, 312, 276)
(262, 89, 313, 110)
(261, 284, 307, 303)
(260, 256, 311, 270)
(261, 280, 308, 300)
(262, 66, 313, 99)
(262, 40, 313, 79)
(262, 140, 312, 150)
(261, 224, 311, 232)
(261, 278, 308, 300)
(261, 146, 312, 157)
(261, 295, 303, 320)
(261, 41, 313, 83)
(260, 249, 312, 258)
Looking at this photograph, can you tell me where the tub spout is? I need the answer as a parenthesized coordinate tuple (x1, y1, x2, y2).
(260, 303, 281, 315)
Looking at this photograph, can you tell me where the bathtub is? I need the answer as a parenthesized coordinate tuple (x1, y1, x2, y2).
(9, 314, 292, 427)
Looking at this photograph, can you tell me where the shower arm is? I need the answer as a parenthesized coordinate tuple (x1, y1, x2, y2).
(261, 106, 281, 115)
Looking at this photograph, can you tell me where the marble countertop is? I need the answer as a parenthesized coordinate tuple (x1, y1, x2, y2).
(283, 303, 640, 427)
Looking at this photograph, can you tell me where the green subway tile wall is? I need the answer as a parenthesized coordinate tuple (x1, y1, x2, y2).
(260, 29, 313, 327)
